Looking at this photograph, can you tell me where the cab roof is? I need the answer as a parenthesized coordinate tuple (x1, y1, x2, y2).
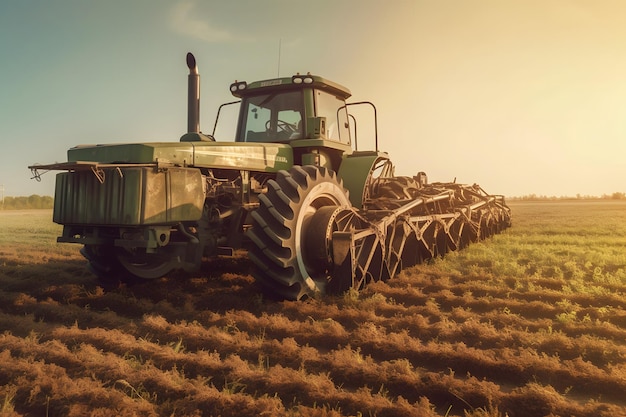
(230, 74, 352, 100)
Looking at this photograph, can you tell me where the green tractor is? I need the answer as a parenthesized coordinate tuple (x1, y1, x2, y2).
(30, 53, 511, 300)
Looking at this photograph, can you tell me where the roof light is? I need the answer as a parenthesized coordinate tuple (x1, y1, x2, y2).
(292, 74, 314, 85)
(229, 81, 247, 93)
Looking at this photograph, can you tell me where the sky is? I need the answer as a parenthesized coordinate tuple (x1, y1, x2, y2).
(1, 0, 625, 198)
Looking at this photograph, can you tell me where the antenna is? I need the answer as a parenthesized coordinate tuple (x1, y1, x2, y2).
(277, 38, 282, 77)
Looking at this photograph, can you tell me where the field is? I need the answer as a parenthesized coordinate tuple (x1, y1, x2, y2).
(1, 201, 626, 417)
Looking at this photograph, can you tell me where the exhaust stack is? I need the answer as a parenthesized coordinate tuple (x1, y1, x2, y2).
(186, 52, 200, 133)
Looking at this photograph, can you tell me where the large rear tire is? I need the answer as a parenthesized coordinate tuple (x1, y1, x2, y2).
(247, 166, 351, 300)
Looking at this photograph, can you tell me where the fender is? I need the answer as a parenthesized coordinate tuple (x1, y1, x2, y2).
(338, 151, 391, 209)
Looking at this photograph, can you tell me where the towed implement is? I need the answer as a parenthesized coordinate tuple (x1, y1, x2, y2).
(29, 53, 511, 300)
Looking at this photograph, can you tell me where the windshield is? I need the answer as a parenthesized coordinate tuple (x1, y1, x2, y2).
(238, 91, 303, 142)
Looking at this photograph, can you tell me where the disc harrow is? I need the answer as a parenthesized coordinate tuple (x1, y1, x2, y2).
(326, 176, 512, 293)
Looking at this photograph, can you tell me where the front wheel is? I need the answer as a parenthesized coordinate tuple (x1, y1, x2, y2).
(247, 166, 351, 300)
(115, 248, 177, 280)
(80, 244, 176, 285)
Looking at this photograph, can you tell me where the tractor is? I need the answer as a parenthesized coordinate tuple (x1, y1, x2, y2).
(29, 52, 511, 300)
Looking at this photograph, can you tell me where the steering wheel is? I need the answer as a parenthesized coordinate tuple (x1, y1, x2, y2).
(266, 119, 297, 134)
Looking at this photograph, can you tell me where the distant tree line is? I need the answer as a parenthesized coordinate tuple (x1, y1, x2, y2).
(509, 192, 626, 201)
(1, 195, 54, 210)
(1, 192, 624, 209)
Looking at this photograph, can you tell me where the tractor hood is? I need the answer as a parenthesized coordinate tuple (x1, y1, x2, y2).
(67, 141, 293, 172)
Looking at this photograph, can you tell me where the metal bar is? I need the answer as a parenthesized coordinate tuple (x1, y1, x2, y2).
(28, 161, 165, 172)
(376, 192, 452, 229)
(212, 101, 241, 137)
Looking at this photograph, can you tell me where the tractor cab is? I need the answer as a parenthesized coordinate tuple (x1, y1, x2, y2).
(230, 75, 353, 170)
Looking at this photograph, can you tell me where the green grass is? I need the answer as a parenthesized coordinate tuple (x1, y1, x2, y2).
(0, 210, 78, 259)
(0, 209, 61, 247)
(434, 201, 626, 289)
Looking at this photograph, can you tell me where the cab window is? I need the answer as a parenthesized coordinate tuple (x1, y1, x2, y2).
(315, 90, 350, 144)
(239, 91, 303, 142)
